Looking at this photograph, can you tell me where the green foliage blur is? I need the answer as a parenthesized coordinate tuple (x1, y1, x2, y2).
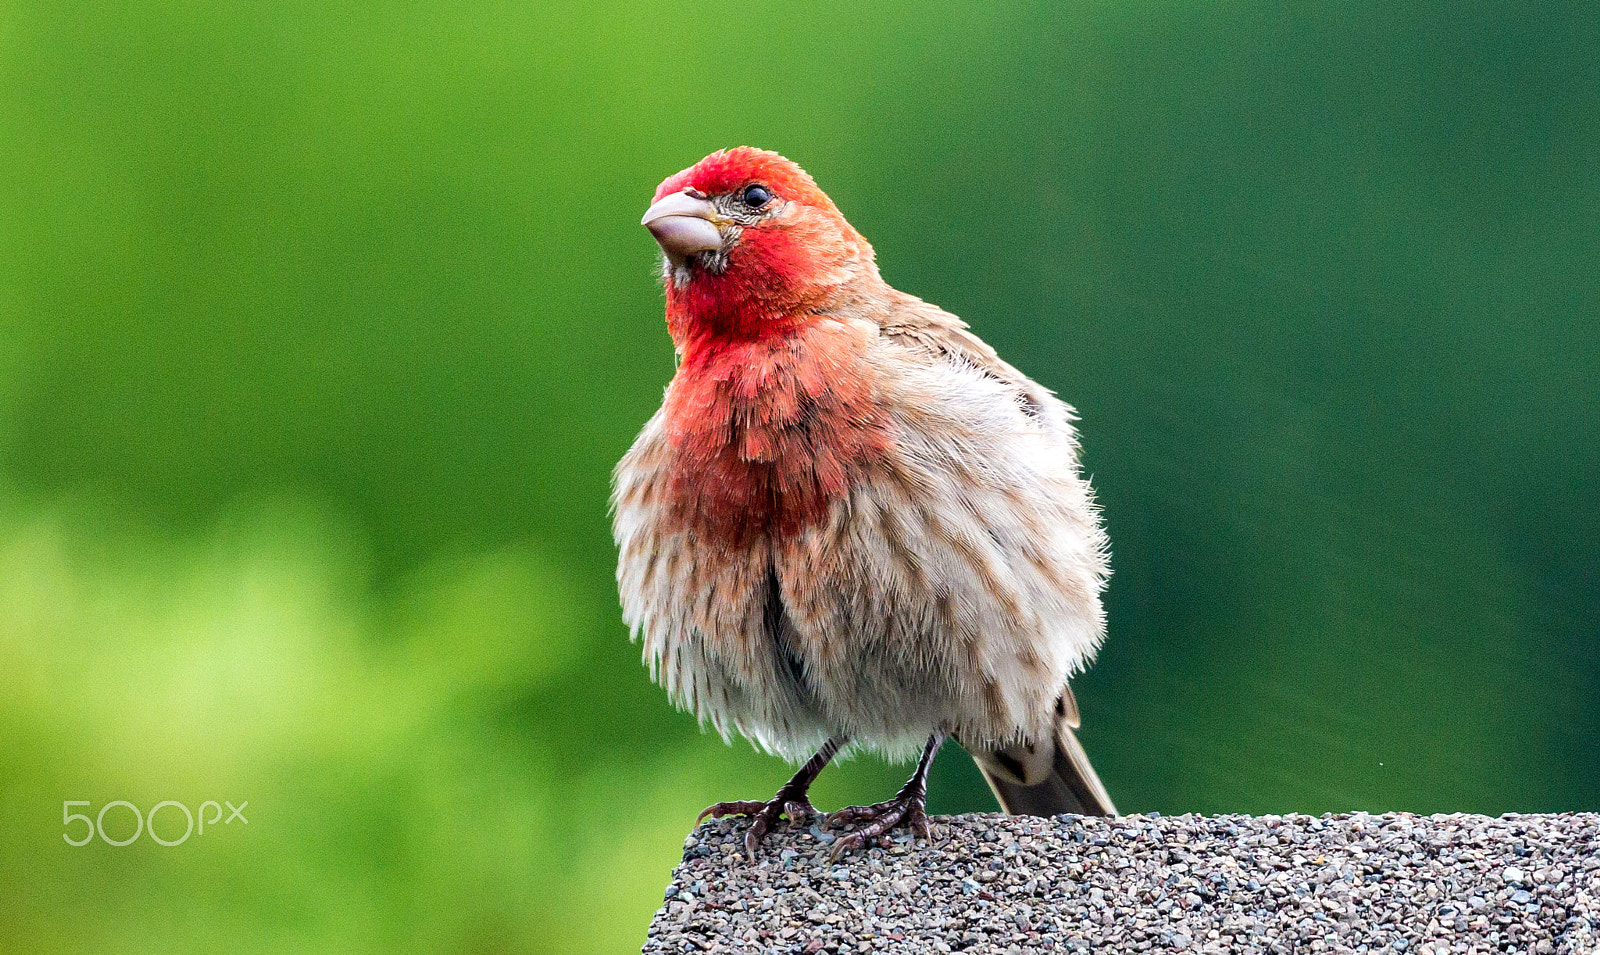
(2, 0, 1596, 950)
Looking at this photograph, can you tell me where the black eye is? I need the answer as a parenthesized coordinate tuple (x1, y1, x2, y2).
(741, 184, 773, 209)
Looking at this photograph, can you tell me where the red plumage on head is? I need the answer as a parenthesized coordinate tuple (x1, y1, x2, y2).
(650, 148, 876, 350)
(652, 147, 834, 212)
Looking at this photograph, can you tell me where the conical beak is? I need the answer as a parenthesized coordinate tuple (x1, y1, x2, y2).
(641, 190, 724, 265)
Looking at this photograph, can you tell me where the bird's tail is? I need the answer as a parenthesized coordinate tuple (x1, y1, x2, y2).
(970, 689, 1117, 817)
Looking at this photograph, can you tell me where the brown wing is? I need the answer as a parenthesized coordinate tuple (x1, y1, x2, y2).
(882, 297, 1114, 815)
(877, 293, 1080, 441)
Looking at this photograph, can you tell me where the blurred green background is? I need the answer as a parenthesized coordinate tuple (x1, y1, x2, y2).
(2, 0, 1597, 951)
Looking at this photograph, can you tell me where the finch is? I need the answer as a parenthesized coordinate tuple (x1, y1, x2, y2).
(614, 147, 1116, 861)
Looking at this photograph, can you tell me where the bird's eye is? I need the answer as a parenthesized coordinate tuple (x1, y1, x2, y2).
(740, 184, 773, 209)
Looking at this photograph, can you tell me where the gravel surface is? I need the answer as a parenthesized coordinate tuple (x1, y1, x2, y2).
(641, 812, 1599, 954)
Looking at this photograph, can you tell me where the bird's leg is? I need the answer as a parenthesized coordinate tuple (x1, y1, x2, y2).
(826, 733, 945, 861)
(698, 737, 845, 862)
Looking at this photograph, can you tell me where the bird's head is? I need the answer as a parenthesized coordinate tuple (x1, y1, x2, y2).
(642, 147, 878, 343)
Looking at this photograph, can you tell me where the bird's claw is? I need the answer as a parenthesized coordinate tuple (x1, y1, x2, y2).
(696, 800, 768, 823)
(825, 793, 930, 862)
(697, 793, 819, 862)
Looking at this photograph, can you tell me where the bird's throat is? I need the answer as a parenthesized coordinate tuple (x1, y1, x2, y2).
(660, 318, 893, 546)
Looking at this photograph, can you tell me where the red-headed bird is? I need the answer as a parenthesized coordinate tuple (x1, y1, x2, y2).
(614, 148, 1116, 861)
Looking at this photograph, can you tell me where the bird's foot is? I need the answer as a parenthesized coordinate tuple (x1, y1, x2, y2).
(697, 792, 820, 862)
(824, 791, 930, 861)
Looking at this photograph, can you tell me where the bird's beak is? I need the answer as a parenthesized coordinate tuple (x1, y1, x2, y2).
(642, 190, 725, 265)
